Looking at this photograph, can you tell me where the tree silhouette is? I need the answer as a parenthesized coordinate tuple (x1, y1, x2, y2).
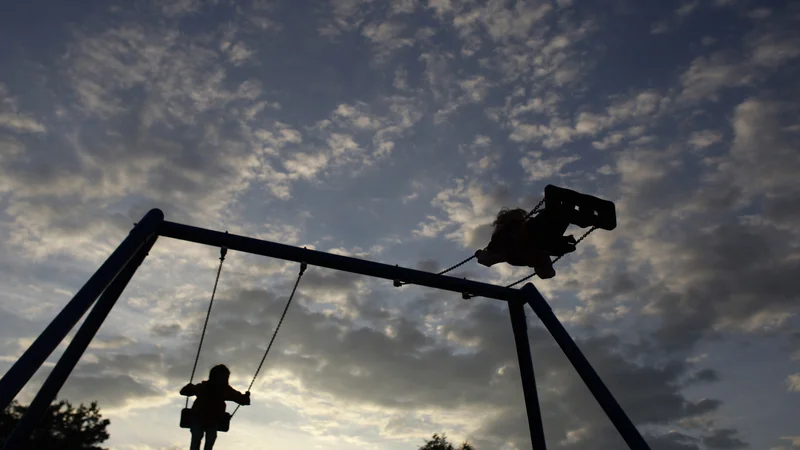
(0, 400, 110, 450)
(418, 433, 475, 450)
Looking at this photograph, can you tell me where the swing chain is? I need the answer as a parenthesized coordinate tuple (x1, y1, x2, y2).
(230, 261, 307, 418)
(524, 197, 546, 220)
(185, 245, 228, 408)
(394, 255, 476, 287)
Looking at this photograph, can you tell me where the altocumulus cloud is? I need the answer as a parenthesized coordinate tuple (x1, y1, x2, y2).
(1, 0, 799, 450)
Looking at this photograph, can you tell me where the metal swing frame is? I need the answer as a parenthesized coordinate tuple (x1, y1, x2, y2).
(0, 209, 652, 450)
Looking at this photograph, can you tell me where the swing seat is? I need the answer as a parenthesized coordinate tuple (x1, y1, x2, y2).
(544, 185, 616, 231)
(180, 408, 231, 433)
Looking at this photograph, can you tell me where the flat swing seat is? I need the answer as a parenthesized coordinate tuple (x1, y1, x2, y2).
(180, 408, 231, 432)
(544, 185, 616, 231)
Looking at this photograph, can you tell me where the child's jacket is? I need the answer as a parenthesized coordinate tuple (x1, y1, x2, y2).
(180, 381, 249, 428)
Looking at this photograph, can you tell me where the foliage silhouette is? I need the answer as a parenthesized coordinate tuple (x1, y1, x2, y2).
(0, 400, 110, 450)
(418, 433, 475, 450)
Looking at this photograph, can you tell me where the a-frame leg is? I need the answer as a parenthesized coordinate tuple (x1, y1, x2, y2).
(522, 284, 651, 450)
(509, 299, 547, 449)
(0, 209, 163, 412)
(1, 235, 158, 450)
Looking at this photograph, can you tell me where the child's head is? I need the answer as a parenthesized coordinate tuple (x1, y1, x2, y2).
(492, 208, 527, 231)
(208, 364, 230, 386)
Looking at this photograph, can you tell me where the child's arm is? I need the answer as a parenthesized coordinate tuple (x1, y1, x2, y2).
(227, 387, 251, 405)
(180, 383, 197, 396)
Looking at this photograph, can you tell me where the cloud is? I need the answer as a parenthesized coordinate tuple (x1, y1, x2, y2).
(311, 96, 423, 173)
(508, 89, 663, 149)
(319, 0, 375, 36)
(390, 0, 418, 15)
(412, 215, 454, 238)
(0, 83, 46, 133)
(679, 53, 755, 102)
(60, 374, 164, 410)
(283, 151, 330, 179)
(594, 94, 800, 354)
(689, 130, 724, 150)
(89, 335, 136, 350)
(724, 99, 800, 195)
(99, 281, 739, 449)
(3, 1, 798, 449)
(362, 21, 415, 61)
(701, 428, 747, 449)
(463, 135, 501, 174)
(448, 1, 554, 43)
(748, 7, 772, 20)
(787, 374, 800, 392)
(458, 75, 491, 102)
(520, 152, 581, 181)
(779, 436, 800, 449)
(679, 24, 800, 102)
(676, 1, 700, 17)
(155, 0, 204, 17)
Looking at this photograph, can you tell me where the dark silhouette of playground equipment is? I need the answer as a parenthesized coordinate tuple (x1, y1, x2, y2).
(0, 185, 652, 450)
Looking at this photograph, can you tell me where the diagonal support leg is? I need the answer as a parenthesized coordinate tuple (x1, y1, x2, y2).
(1, 235, 158, 450)
(0, 209, 163, 412)
(509, 299, 547, 449)
(521, 284, 651, 450)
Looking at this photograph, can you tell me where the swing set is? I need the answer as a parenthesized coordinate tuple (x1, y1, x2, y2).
(180, 248, 307, 432)
(0, 185, 653, 450)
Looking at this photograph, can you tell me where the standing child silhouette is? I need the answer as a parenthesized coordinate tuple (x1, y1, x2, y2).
(180, 365, 250, 450)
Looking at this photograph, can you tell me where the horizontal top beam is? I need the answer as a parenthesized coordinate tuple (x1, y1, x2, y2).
(157, 221, 525, 303)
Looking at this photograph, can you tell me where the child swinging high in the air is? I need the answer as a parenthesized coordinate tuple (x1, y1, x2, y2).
(180, 365, 250, 450)
(475, 185, 617, 279)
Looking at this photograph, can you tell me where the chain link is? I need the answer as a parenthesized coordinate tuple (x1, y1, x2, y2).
(524, 198, 546, 219)
(394, 255, 476, 287)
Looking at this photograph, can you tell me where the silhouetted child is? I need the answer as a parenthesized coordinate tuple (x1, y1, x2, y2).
(476, 207, 577, 279)
(180, 365, 250, 450)
(476, 185, 616, 279)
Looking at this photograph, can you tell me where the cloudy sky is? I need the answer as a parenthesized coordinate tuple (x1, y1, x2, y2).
(1, 0, 799, 449)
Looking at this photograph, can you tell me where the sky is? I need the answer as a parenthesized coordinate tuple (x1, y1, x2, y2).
(0, 0, 799, 449)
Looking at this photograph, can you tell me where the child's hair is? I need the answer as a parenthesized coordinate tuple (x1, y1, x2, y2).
(492, 208, 528, 231)
(208, 364, 230, 385)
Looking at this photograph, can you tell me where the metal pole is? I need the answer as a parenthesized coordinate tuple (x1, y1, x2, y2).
(508, 299, 547, 450)
(521, 284, 651, 450)
(0, 209, 164, 411)
(1, 235, 158, 450)
(158, 221, 523, 303)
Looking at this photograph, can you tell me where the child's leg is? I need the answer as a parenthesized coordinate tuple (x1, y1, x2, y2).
(189, 426, 203, 450)
(530, 252, 556, 279)
(524, 210, 577, 257)
(203, 428, 218, 450)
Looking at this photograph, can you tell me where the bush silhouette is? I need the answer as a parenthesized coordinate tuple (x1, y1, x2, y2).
(1, 400, 110, 450)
